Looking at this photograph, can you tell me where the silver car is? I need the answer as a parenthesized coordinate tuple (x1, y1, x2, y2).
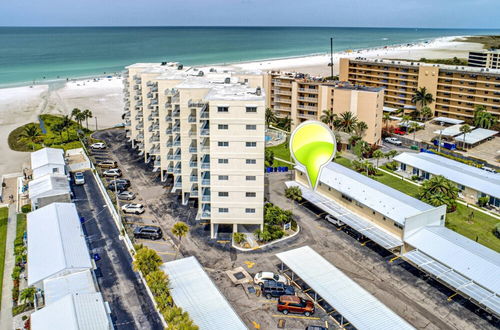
(117, 191, 136, 201)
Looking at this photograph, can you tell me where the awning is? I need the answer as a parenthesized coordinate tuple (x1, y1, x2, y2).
(286, 181, 403, 249)
(433, 116, 464, 125)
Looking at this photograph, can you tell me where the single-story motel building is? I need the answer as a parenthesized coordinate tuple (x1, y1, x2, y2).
(288, 162, 500, 317)
(394, 152, 500, 207)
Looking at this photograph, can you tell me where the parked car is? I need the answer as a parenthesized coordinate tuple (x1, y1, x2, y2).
(103, 168, 122, 177)
(325, 214, 343, 227)
(91, 142, 106, 149)
(108, 182, 128, 192)
(121, 203, 145, 214)
(262, 280, 295, 299)
(109, 179, 130, 188)
(384, 137, 402, 146)
(277, 295, 315, 316)
(97, 160, 117, 168)
(74, 172, 85, 185)
(117, 191, 136, 200)
(305, 326, 327, 330)
(254, 272, 288, 286)
(393, 128, 406, 135)
(133, 226, 162, 240)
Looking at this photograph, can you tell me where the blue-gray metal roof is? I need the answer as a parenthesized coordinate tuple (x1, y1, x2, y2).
(296, 162, 434, 225)
(276, 246, 415, 330)
(394, 152, 500, 198)
(286, 181, 403, 249)
(161, 257, 247, 330)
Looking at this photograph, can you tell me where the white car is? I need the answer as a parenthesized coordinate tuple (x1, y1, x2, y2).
(121, 203, 145, 215)
(74, 172, 85, 185)
(384, 137, 402, 146)
(254, 272, 288, 286)
(103, 168, 122, 177)
(91, 142, 106, 149)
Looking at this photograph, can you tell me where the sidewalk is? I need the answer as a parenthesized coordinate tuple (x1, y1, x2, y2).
(0, 204, 18, 330)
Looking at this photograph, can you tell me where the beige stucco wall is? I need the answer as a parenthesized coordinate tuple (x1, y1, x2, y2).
(416, 65, 439, 114)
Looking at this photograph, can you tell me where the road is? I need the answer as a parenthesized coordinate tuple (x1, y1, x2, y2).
(72, 170, 163, 330)
(93, 129, 498, 330)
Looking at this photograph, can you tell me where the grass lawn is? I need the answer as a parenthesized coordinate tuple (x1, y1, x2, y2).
(8, 114, 85, 152)
(0, 207, 9, 309)
(335, 158, 500, 252)
(266, 142, 294, 167)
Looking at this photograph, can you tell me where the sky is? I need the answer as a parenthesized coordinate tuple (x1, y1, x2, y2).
(0, 0, 499, 28)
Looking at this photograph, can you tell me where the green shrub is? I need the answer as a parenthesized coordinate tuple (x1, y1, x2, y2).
(233, 233, 246, 245)
(494, 223, 500, 238)
(21, 204, 31, 213)
(12, 303, 32, 316)
(290, 220, 298, 231)
(478, 196, 490, 207)
(11, 266, 21, 280)
(411, 175, 420, 181)
(385, 161, 399, 171)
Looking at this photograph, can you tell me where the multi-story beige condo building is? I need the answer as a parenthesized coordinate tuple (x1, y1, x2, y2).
(264, 72, 384, 144)
(339, 58, 500, 122)
(468, 50, 500, 69)
(124, 63, 265, 237)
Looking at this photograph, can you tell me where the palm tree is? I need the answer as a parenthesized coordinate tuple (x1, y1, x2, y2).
(75, 112, 86, 129)
(400, 115, 411, 128)
(372, 149, 384, 167)
(285, 186, 302, 203)
(418, 175, 458, 212)
(354, 121, 368, 137)
(360, 159, 376, 176)
(412, 87, 434, 109)
(337, 111, 358, 134)
(133, 247, 162, 276)
(60, 115, 73, 141)
(52, 123, 65, 143)
(279, 116, 292, 131)
(383, 112, 392, 130)
(409, 122, 420, 144)
(265, 108, 276, 127)
(71, 108, 81, 120)
(83, 109, 93, 130)
(473, 106, 497, 129)
(420, 106, 433, 121)
(385, 150, 398, 161)
(18, 124, 42, 150)
(459, 124, 473, 149)
(171, 222, 189, 260)
(320, 110, 337, 130)
(145, 270, 169, 296)
(20, 287, 36, 307)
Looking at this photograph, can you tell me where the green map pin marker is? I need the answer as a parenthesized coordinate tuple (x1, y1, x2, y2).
(290, 121, 336, 190)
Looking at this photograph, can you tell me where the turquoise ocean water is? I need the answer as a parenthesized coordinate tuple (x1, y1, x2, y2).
(1, 27, 499, 87)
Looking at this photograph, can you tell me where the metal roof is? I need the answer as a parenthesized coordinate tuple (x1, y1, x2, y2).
(297, 162, 434, 225)
(161, 256, 247, 330)
(454, 128, 497, 145)
(27, 203, 92, 286)
(405, 226, 500, 293)
(286, 181, 403, 249)
(28, 174, 71, 201)
(404, 226, 500, 316)
(31, 293, 112, 330)
(43, 270, 97, 305)
(31, 148, 65, 174)
(276, 246, 415, 330)
(432, 117, 464, 125)
(433, 124, 472, 137)
(394, 152, 500, 198)
(383, 106, 399, 112)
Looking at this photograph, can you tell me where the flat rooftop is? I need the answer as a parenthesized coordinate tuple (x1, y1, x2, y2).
(296, 162, 435, 225)
(394, 152, 500, 198)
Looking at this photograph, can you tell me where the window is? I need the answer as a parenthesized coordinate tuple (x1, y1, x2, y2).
(246, 107, 257, 113)
(246, 159, 256, 164)
(246, 176, 256, 181)
(400, 163, 406, 171)
(246, 124, 256, 130)
(394, 222, 403, 229)
(219, 208, 229, 213)
(245, 208, 256, 213)
(246, 192, 256, 197)
(218, 124, 228, 130)
(341, 194, 352, 202)
(218, 175, 228, 180)
(52, 168, 59, 173)
(218, 106, 229, 112)
(218, 158, 229, 164)
(218, 141, 229, 147)
(218, 192, 229, 197)
(246, 142, 257, 147)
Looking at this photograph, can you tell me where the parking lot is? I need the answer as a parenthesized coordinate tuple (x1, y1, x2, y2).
(91, 128, 498, 330)
(71, 170, 163, 329)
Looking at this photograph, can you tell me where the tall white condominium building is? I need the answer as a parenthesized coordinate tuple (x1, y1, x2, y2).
(123, 63, 265, 237)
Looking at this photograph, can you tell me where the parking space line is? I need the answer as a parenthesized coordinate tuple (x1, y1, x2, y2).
(244, 261, 256, 269)
(259, 300, 277, 304)
(271, 314, 320, 320)
(156, 251, 176, 256)
(135, 239, 172, 246)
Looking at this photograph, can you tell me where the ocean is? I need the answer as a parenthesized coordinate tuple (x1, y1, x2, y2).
(1, 27, 499, 87)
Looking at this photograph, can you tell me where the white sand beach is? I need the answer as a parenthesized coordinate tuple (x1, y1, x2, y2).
(0, 36, 483, 175)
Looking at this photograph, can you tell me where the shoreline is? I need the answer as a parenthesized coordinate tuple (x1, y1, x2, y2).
(0, 35, 473, 89)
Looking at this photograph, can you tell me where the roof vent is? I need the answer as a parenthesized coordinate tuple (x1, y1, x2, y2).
(198, 71, 204, 77)
(209, 68, 216, 72)
(224, 77, 231, 84)
(177, 64, 184, 70)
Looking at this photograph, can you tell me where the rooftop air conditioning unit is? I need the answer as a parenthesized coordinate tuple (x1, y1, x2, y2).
(210, 68, 216, 72)
(256, 87, 262, 96)
(198, 71, 204, 77)
(224, 77, 231, 84)
(177, 64, 184, 70)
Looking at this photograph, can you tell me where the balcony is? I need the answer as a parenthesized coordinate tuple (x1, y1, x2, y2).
(188, 115, 196, 123)
(273, 81, 292, 87)
(153, 159, 161, 167)
(124, 120, 131, 127)
(201, 162, 210, 169)
(201, 179, 210, 185)
(165, 128, 172, 135)
(165, 88, 179, 96)
(149, 135, 160, 143)
(298, 88, 318, 93)
(174, 181, 182, 187)
(166, 141, 173, 148)
(173, 140, 181, 147)
(173, 154, 181, 160)
(189, 130, 197, 137)
(200, 112, 209, 119)
(189, 146, 197, 153)
(274, 89, 292, 96)
(201, 210, 211, 218)
(190, 175, 198, 182)
(202, 195, 210, 202)
(173, 168, 181, 174)
(200, 145, 210, 153)
(150, 86, 158, 93)
(189, 161, 198, 168)
(165, 115, 172, 121)
(172, 110, 180, 118)
(135, 124, 144, 130)
(298, 96, 318, 102)
(173, 126, 180, 133)
(190, 190, 199, 197)
(297, 104, 318, 111)
(200, 129, 209, 136)
(188, 100, 206, 108)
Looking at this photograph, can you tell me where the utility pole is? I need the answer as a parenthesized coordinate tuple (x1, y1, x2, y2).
(95, 116, 98, 131)
(329, 37, 334, 80)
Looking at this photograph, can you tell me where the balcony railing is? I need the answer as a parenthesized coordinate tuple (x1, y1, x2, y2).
(173, 168, 181, 174)
(199, 112, 209, 119)
(188, 115, 196, 123)
(201, 179, 210, 185)
(202, 195, 210, 202)
(190, 190, 199, 197)
(174, 181, 182, 187)
(189, 147, 197, 153)
(173, 126, 180, 133)
(165, 115, 172, 121)
(201, 162, 210, 169)
(189, 161, 198, 168)
(200, 129, 209, 136)
(165, 129, 172, 134)
(190, 176, 198, 182)
(173, 140, 181, 147)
